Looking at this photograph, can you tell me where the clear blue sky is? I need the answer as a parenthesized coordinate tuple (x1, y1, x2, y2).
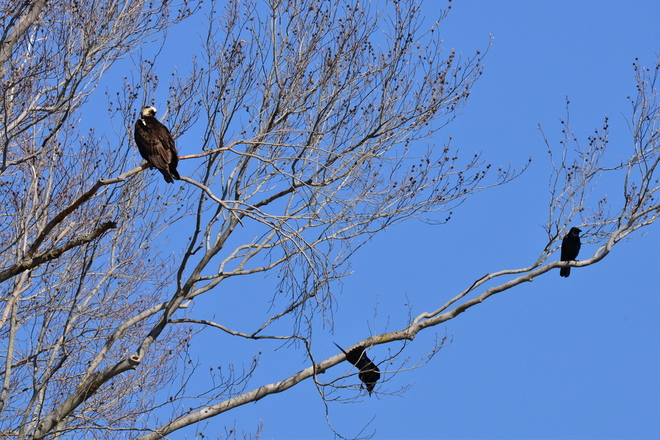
(170, 1, 660, 438)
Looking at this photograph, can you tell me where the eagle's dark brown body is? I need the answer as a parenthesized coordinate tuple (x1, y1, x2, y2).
(134, 106, 180, 183)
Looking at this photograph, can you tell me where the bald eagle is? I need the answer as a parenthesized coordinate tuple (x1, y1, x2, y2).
(134, 106, 180, 183)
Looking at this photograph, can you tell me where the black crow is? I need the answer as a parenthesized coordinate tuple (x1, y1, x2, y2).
(560, 227, 582, 277)
(334, 342, 380, 395)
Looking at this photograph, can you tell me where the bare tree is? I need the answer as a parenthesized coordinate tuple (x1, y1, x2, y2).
(0, 0, 201, 438)
(1, 0, 659, 438)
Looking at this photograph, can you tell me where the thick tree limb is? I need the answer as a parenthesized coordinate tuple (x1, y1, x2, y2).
(0, 221, 117, 283)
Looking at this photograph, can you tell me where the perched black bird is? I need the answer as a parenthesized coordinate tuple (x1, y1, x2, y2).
(334, 342, 380, 395)
(560, 227, 582, 277)
(134, 106, 180, 183)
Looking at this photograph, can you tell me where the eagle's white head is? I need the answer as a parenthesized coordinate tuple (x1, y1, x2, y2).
(140, 106, 157, 118)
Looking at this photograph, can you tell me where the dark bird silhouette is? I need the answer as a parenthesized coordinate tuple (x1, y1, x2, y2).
(560, 227, 582, 277)
(334, 342, 380, 395)
(134, 106, 180, 183)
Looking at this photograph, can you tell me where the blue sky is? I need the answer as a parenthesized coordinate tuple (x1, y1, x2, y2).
(170, 1, 660, 438)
